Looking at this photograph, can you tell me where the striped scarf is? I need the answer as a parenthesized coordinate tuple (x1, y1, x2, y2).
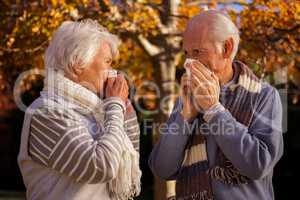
(176, 61, 262, 200)
(43, 69, 141, 200)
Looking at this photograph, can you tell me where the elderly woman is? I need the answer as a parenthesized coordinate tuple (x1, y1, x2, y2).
(18, 19, 141, 200)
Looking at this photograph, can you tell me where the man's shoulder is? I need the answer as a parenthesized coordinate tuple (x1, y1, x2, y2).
(256, 81, 281, 110)
(259, 81, 279, 101)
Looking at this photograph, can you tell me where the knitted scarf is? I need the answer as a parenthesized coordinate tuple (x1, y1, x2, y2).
(176, 61, 262, 200)
(42, 69, 141, 200)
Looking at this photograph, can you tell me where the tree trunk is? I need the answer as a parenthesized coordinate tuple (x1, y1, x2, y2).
(152, 0, 181, 199)
(152, 56, 177, 200)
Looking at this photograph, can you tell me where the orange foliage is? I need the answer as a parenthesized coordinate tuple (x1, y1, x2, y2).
(0, 0, 299, 105)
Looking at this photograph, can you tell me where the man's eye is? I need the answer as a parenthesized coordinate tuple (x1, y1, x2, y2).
(192, 49, 199, 56)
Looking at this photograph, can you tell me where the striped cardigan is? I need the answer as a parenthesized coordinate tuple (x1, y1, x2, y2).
(28, 97, 140, 183)
(18, 72, 140, 200)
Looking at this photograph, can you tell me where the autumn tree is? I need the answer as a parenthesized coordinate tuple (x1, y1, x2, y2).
(0, 0, 299, 199)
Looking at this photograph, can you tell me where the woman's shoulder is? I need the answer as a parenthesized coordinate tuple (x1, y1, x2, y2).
(28, 96, 82, 126)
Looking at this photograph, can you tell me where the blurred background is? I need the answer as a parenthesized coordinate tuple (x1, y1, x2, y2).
(0, 0, 299, 199)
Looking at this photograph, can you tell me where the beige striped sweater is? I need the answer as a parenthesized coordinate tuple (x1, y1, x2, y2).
(18, 71, 141, 200)
(28, 98, 140, 184)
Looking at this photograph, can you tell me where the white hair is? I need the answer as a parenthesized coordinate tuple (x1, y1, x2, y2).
(198, 10, 240, 60)
(45, 19, 120, 76)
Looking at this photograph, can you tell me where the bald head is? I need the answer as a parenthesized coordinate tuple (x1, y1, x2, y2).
(182, 10, 238, 84)
(186, 10, 220, 29)
(184, 10, 240, 60)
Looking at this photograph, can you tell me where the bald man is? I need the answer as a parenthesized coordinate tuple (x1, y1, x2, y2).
(149, 11, 283, 200)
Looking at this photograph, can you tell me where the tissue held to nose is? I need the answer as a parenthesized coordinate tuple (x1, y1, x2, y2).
(107, 69, 118, 78)
(183, 58, 213, 77)
(183, 58, 195, 78)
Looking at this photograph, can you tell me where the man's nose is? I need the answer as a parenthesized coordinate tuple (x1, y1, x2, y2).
(185, 54, 199, 60)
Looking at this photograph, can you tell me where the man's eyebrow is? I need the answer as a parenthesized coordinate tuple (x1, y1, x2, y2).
(193, 48, 207, 52)
(192, 49, 199, 54)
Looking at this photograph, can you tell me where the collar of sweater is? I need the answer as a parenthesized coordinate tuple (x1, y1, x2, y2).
(221, 61, 239, 90)
(221, 60, 262, 94)
(42, 69, 103, 116)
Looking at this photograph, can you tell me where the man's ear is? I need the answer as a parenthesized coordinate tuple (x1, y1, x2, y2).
(223, 37, 234, 59)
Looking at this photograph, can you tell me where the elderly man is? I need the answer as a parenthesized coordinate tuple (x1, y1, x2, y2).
(18, 19, 141, 200)
(149, 10, 283, 200)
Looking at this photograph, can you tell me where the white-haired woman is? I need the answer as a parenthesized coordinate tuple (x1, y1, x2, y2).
(18, 19, 141, 200)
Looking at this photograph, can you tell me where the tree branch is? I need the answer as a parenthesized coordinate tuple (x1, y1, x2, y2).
(119, 31, 161, 58)
(187, 0, 250, 7)
(274, 24, 300, 33)
(0, 40, 48, 53)
(169, 14, 189, 19)
(137, 35, 162, 56)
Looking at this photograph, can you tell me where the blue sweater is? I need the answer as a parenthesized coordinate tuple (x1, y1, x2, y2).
(149, 72, 283, 200)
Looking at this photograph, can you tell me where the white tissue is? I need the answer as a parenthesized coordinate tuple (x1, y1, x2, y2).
(107, 69, 118, 78)
(184, 58, 196, 78)
(184, 58, 213, 77)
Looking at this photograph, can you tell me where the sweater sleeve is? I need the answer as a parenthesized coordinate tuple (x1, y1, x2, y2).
(124, 101, 140, 152)
(28, 97, 127, 183)
(204, 86, 284, 180)
(148, 98, 196, 180)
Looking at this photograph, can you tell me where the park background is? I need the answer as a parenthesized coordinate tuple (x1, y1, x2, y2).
(0, 0, 299, 199)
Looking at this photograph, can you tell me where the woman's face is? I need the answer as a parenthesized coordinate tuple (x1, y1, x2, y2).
(76, 41, 113, 97)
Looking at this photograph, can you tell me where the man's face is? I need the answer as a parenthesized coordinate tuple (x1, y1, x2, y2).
(77, 41, 113, 96)
(182, 24, 226, 78)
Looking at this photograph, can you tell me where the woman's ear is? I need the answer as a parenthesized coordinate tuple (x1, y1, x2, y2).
(72, 65, 84, 76)
(223, 37, 234, 59)
(71, 59, 85, 75)
(68, 62, 85, 81)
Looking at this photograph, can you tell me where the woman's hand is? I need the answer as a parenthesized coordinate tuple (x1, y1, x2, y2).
(105, 74, 129, 102)
(126, 100, 134, 113)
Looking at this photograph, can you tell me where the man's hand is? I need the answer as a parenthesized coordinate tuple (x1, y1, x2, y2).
(180, 73, 198, 121)
(105, 74, 129, 102)
(189, 61, 220, 111)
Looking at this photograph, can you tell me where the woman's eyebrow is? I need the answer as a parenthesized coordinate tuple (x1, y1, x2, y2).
(105, 56, 113, 60)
